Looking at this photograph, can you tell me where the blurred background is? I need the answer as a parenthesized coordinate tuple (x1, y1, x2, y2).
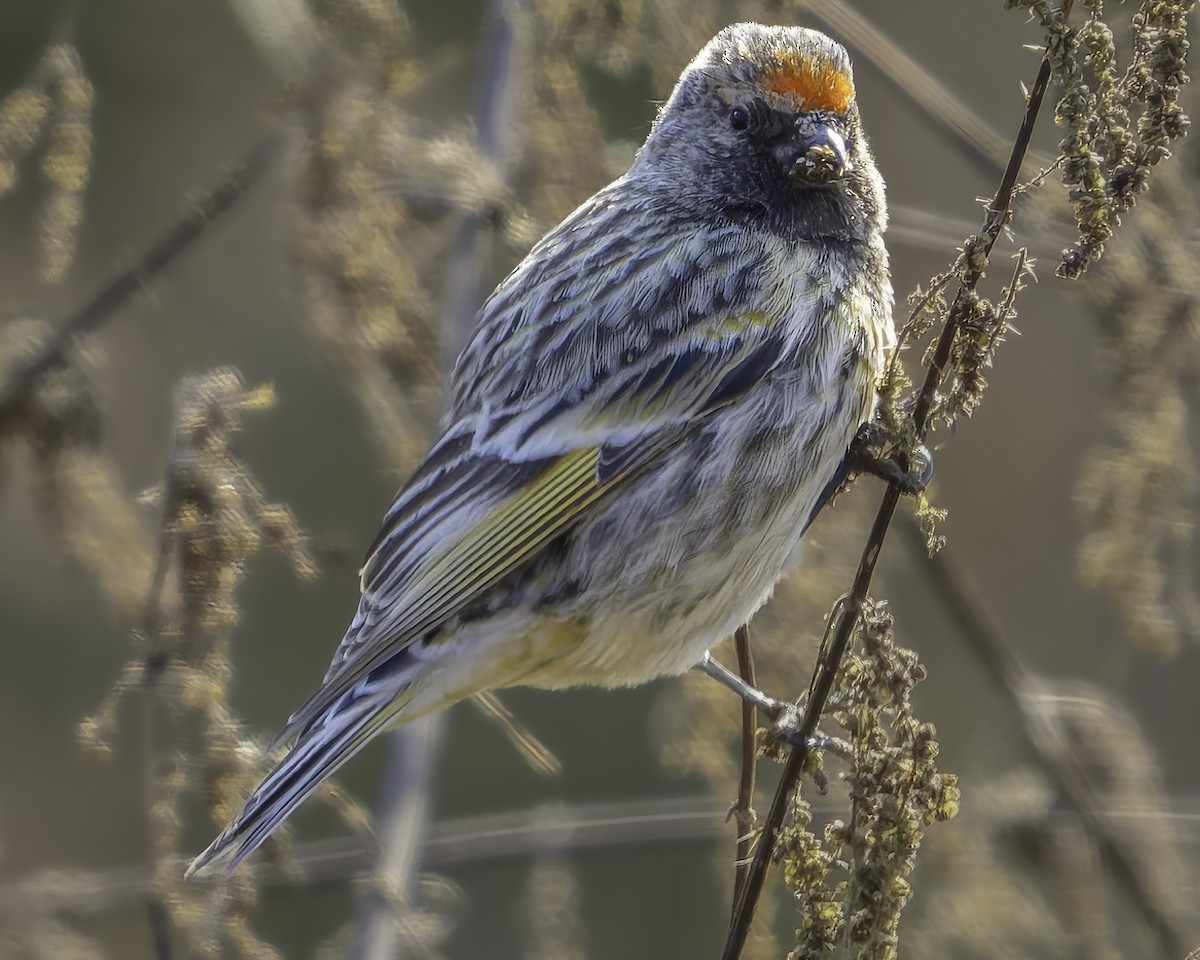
(0, 1, 1197, 958)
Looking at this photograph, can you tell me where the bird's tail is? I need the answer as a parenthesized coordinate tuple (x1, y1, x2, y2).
(185, 682, 413, 878)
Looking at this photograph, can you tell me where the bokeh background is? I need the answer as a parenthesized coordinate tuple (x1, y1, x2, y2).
(0, 1, 1197, 958)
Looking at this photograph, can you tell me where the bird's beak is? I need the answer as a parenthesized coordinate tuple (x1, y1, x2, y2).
(785, 122, 850, 186)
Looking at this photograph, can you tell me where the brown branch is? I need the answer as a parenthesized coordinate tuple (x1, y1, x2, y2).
(146, 899, 171, 960)
(0, 127, 289, 427)
(721, 14, 1066, 959)
(730, 623, 757, 912)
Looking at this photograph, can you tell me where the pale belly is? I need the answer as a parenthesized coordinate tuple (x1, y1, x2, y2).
(525, 508, 811, 689)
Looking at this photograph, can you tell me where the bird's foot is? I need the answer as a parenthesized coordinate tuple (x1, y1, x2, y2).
(696, 653, 786, 715)
(850, 422, 933, 496)
(695, 655, 847, 753)
(761, 704, 850, 757)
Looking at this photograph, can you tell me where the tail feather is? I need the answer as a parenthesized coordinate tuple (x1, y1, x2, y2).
(185, 683, 411, 878)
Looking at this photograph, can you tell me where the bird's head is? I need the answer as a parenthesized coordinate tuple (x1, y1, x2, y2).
(635, 23, 885, 242)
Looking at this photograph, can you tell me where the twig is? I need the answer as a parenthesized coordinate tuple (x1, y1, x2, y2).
(471, 691, 561, 776)
(352, 716, 445, 960)
(801, 0, 1045, 174)
(900, 518, 1191, 959)
(721, 13, 1066, 958)
(0, 797, 732, 918)
(440, 0, 528, 365)
(3, 792, 1198, 922)
(730, 624, 757, 912)
(0, 127, 289, 427)
(354, 3, 528, 955)
(138, 435, 183, 958)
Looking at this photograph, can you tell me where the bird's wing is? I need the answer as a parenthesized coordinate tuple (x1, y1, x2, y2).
(278, 197, 806, 740)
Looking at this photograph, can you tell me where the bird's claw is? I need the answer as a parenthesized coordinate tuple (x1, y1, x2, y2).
(762, 707, 852, 760)
(851, 422, 933, 495)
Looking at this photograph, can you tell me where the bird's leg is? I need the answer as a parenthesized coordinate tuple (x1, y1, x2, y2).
(695, 653, 851, 758)
(850, 421, 933, 496)
(697, 652, 789, 718)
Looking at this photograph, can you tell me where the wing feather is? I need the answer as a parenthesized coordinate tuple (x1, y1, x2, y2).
(280, 445, 639, 739)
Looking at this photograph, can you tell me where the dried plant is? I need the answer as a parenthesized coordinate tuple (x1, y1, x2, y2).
(78, 369, 326, 960)
(1009, 0, 1195, 277)
(778, 605, 958, 960)
(1072, 100, 1200, 654)
(0, 38, 94, 284)
(997, 3, 1200, 657)
(906, 683, 1191, 960)
(0, 319, 154, 616)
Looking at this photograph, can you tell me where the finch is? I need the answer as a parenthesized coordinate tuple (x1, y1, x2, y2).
(187, 21, 894, 876)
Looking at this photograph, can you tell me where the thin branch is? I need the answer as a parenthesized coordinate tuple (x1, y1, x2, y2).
(801, 0, 1047, 174)
(352, 716, 445, 960)
(354, 4, 527, 955)
(147, 899, 171, 960)
(888, 202, 1062, 259)
(0, 127, 289, 427)
(3, 792, 1197, 922)
(730, 624, 757, 913)
(721, 14, 1066, 959)
(471, 691, 561, 776)
(138, 427, 183, 959)
(0, 797, 733, 918)
(900, 518, 1192, 959)
(440, 0, 528, 366)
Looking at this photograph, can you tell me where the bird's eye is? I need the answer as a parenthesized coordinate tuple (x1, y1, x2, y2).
(729, 106, 751, 131)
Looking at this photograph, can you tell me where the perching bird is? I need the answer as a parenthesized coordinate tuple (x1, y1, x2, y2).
(187, 21, 894, 876)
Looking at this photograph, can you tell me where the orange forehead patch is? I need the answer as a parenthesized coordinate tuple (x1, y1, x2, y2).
(760, 55, 854, 113)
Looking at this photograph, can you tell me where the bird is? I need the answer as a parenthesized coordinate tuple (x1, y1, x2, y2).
(186, 21, 894, 877)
